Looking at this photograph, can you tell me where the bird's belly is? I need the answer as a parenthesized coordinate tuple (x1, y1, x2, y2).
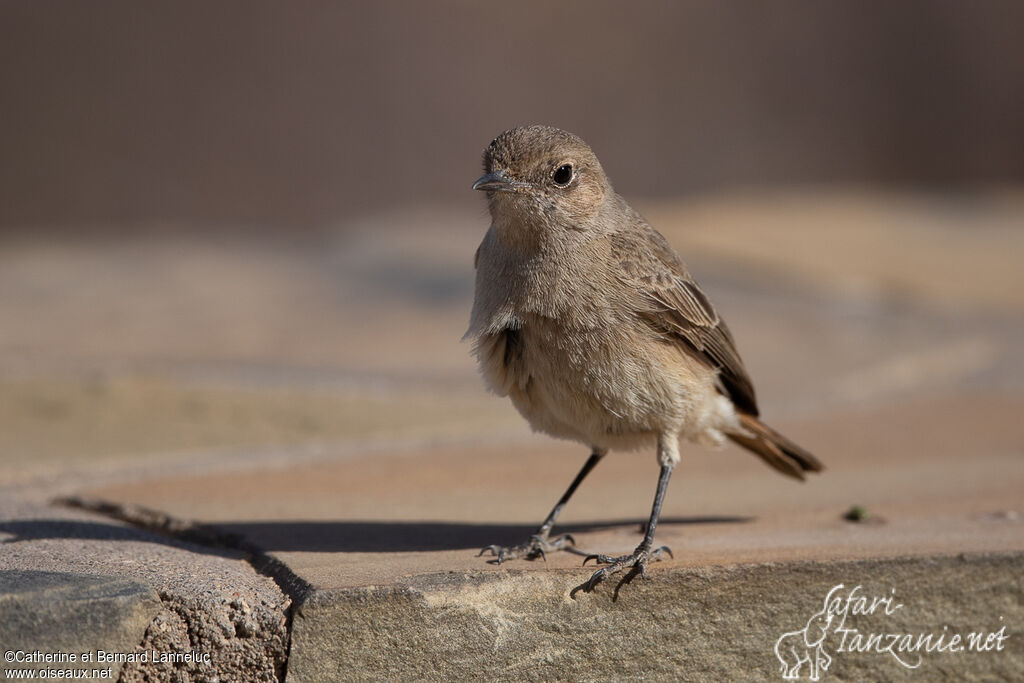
(503, 320, 705, 450)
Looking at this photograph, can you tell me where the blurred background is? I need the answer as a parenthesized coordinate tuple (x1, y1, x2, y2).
(3, 1, 1024, 228)
(2, 1, 1023, 483)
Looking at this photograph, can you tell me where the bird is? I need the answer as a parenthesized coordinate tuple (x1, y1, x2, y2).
(466, 125, 822, 592)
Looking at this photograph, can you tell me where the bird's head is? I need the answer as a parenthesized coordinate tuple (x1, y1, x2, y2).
(473, 126, 612, 230)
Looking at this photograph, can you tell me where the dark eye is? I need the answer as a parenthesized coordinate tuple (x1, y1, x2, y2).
(552, 163, 574, 187)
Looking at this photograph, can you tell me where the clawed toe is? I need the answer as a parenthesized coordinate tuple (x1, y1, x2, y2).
(650, 545, 673, 560)
(581, 553, 617, 566)
(574, 544, 673, 594)
(552, 532, 576, 548)
(477, 532, 577, 565)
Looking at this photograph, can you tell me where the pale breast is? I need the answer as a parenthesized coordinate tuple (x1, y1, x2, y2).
(480, 312, 716, 450)
(468, 225, 731, 450)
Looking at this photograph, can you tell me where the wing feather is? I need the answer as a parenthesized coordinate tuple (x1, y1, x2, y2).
(612, 220, 759, 416)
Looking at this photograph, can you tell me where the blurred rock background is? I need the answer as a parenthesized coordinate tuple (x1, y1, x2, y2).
(1, 1, 1022, 485)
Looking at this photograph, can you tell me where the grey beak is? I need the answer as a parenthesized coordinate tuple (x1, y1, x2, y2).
(472, 170, 522, 193)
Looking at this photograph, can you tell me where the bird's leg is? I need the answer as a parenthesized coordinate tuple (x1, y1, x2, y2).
(579, 459, 675, 592)
(479, 449, 606, 564)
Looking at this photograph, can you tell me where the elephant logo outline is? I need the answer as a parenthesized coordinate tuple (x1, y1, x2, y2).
(774, 584, 844, 680)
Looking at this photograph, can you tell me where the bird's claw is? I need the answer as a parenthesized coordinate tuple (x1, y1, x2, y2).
(581, 553, 617, 566)
(477, 532, 576, 565)
(578, 544, 673, 592)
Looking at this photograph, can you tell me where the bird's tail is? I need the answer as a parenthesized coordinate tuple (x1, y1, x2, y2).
(728, 413, 823, 481)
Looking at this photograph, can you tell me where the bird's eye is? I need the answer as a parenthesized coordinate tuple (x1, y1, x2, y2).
(552, 163, 574, 187)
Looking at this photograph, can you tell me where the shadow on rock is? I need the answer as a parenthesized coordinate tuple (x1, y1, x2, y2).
(0, 519, 248, 559)
(212, 516, 751, 553)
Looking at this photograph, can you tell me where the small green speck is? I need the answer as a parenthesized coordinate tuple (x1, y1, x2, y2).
(843, 505, 869, 522)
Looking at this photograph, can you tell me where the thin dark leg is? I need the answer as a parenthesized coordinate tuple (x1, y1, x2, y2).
(638, 461, 674, 551)
(536, 450, 606, 538)
(479, 449, 606, 563)
(577, 461, 675, 593)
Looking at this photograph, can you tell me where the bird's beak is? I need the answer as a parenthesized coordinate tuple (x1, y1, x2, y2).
(472, 169, 524, 193)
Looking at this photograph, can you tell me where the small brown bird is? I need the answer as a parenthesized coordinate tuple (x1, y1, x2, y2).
(467, 125, 822, 591)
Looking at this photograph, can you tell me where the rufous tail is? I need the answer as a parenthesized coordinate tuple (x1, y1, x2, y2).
(728, 413, 823, 481)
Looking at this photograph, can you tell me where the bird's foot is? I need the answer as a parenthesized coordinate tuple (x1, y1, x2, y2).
(577, 544, 673, 593)
(477, 532, 576, 564)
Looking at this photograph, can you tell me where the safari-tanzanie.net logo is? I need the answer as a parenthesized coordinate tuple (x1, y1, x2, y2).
(773, 583, 1009, 680)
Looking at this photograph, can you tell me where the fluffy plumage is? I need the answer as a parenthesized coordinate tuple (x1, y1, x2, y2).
(467, 125, 821, 478)
(468, 126, 822, 591)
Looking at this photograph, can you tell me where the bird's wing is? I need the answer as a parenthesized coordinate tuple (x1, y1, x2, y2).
(611, 220, 759, 416)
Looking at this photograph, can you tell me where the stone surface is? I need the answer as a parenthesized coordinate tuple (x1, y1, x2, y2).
(0, 570, 160, 679)
(82, 393, 1024, 591)
(0, 498, 291, 681)
(1, 193, 1022, 679)
(286, 554, 1022, 682)
(78, 392, 1024, 680)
